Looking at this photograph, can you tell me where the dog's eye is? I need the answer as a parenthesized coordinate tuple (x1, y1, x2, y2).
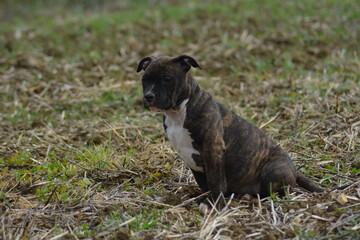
(163, 76, 173, 82)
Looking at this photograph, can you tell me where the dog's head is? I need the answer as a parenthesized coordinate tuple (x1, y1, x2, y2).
(137, 55, 201, 111)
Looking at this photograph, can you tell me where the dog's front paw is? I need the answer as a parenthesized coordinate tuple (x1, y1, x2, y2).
(199, 202, 210, 215)
(197, 196, 225, 214)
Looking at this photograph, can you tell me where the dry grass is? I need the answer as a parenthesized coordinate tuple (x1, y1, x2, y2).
(0, 0, 359, 239)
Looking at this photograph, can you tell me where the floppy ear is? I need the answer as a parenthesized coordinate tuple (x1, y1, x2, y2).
(137, 56, 153, 72)
(172, 55, 201, 72)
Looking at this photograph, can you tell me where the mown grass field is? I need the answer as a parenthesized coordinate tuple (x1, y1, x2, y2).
(0, 0, 359, 239)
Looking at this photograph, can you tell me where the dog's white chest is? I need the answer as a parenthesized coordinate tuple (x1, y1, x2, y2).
(164, 99, 203, 172)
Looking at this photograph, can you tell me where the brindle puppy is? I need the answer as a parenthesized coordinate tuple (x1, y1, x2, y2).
(137, 55, 323, 207)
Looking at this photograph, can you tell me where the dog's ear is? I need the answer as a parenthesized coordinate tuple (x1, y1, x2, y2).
(137, 56, 153, 72)
(173, 55, 201, 72)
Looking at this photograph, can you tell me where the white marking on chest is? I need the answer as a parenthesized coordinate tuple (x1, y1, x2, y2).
(164, 99, 204, 172)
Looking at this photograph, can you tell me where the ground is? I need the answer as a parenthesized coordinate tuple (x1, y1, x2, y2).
(0, 0, 359, 239)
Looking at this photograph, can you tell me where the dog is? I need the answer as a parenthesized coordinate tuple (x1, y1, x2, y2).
(137, 55, 324, 207)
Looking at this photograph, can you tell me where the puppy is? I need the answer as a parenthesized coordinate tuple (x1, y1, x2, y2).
(137, 55, 324, 206)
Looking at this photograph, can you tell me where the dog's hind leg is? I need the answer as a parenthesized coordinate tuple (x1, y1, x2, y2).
(259, 157, 297, 198)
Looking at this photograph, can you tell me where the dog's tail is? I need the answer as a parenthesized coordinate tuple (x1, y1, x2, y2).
(296, 173, 352, 192)
(296, 173, 324, 192)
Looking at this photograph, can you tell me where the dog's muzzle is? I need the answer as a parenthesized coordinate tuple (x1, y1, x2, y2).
(144, 92, 155, 104)
(143, 92, 156, 110)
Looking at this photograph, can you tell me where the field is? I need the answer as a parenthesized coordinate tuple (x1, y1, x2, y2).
(0, 0, 359, 239)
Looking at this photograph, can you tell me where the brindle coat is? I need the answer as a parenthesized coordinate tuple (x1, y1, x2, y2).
(137, 55, 323, 204)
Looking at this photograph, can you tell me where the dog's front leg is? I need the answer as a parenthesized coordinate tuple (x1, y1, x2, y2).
(202, 129, 227, 207)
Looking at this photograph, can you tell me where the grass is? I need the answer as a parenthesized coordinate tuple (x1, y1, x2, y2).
(0, 0, 359, 239)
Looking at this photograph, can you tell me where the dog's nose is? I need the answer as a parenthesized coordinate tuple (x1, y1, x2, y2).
(144, 92, 155, 103)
